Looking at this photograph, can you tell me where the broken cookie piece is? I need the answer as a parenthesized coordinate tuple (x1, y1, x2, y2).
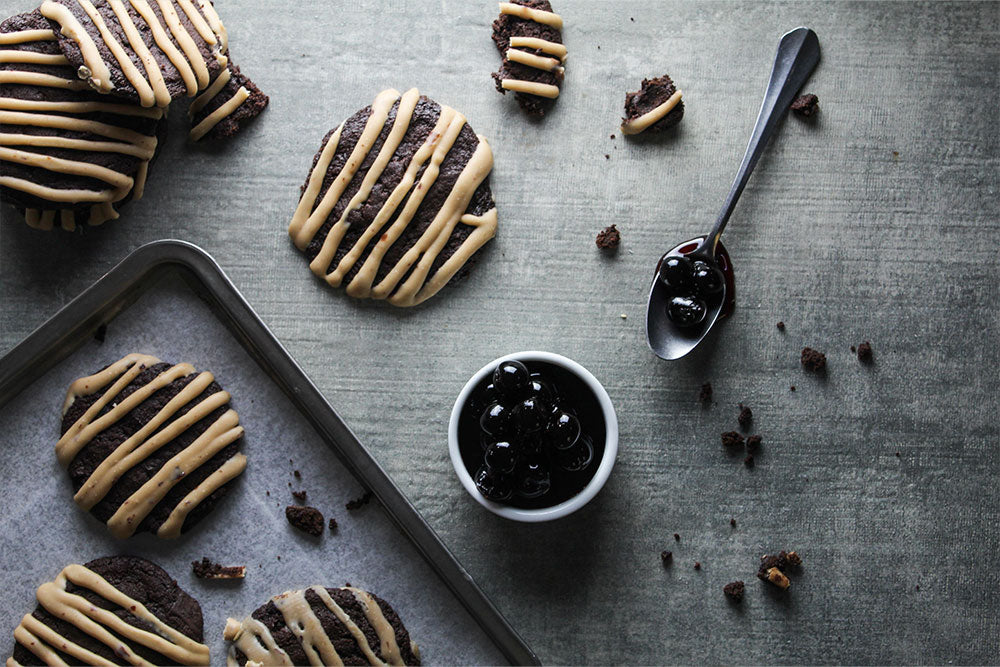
(192, 557, 246, 580)
(596, 224, 621, 249)
(492, 0, 566, 116)
(757, 550, 801, 589)
(285, 505, 324, 537)
(621, 75, 684, 135)
(721, 431, 745, 448)
(723, 580, 745, 602)
(801, 347, 827, 372)
(791, 93, 819, 118)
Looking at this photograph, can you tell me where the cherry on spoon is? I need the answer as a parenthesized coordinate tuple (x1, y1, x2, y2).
(646, 27, 821, 361)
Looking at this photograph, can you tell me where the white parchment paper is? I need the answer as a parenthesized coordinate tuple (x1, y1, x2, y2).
(0, 277, 504, 666)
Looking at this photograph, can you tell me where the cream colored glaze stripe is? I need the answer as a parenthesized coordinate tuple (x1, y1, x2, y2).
(132, 160, 148, 199)
(10, 622, 70, 666)
(58, 358, 189, 465)
(0, 50, 68, 65)
(289, 88, 400, 249)
(0, 29, 56, 44)
(76, 0, 156, 106)
(309, 87, 420, 283)
(312, 586, 387, 666)
(189, 85, 248, 141)
(154, 0, 210, 89)
(197, 0, 227, 51)
(74, 372, 220, 508)
(225, 616, 292, 666)
(0, 176, 122, 202)
(498, 2, 563, 28)
(621, 89, 683, 135)
(39, 1, 114, 92)
(506, 48, 563, 72)
(333, 106, 454, 291)
(16, 615, 111, 666)
(500, 79, 559, 98)
(383, 138, 495, 307)
(288, 122, 343, 247)
(0, 110, 158, 152)
(0, 133, 151, 159)
(176, 0, 217, 45)
(189, 66, 230, 115)
(0, 146, 134, 188)
(106, 410, 243, 538)
(411, 207, 498, 306)
(157, 451, 247, 538)
(272, 589, 344, 666)
(509, 35, 566, 59)
(350, 108, 467, 300)
(348, 587, 404, 666)
(107, 0, 171, 106)
(0, 96, 164, 118)
(0, 70, 88, 89)
(128, 0, 197, 96)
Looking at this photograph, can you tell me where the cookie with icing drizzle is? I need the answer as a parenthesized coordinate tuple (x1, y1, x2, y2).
(224, 586, 421, 666)
(58, 353, 248, 539)
(288, 87, 498, 307)
(491, 0, 566, 116)
(9, 555, 209, 667)
(0, 10, 166, 230)
(621, 74, 684, 135)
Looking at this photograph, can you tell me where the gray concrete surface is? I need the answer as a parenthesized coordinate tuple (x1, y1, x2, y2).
(1, 1, 998, 664)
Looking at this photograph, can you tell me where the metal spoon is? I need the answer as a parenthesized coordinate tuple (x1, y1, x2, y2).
(645, 27, 821, 360)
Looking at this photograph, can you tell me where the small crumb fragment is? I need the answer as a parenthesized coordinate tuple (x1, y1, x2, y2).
(610, 133, 616, 139)
(857, 341, 873, 363)
(737, 404, 753, 430)
(746, 435, 762, 451)
(292, 490, 307, 503)
(850, 345, 856, 353)
(192, 557, 246, 580)
(791, 93, 819, 118)
(660, 550, 672, 565)
(723, 580, 745, 602)
(346, 491, 374, 510)
(766, 567, 790, 589)
(743, 454, 755, 467)
(776, 321, 785, 331)
(620, 313, 627, 320)
(895, 451, 900, 457)
(786, 551, 802, 567)
(730, 517, 736, 527)
(694, 561, 701, 570)
(293, 470, 302, 479)
(721, 431, 744, 447)
(790, 385, 796, 392)
(328, 517, 338, 532)
(596, 224, 621, 249)
(698, 382, 713, 404)
(758, 551, 799, 589)
(801, 347, 827, 372)
(286, 505, 324, 537)
(674, 533, 680, 541)
(604, 153, 610, 160)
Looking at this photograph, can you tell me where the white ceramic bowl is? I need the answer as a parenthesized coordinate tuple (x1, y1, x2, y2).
(448, 351, 619, 522)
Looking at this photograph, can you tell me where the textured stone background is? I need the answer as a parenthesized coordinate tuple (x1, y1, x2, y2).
(1, 1, 998, 664)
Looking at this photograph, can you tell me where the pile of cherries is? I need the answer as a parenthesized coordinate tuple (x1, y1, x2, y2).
(471, 360, 594, 504)
(658, 254, 726, 327)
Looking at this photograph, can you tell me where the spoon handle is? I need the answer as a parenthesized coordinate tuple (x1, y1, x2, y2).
(700, 27, 820, 257)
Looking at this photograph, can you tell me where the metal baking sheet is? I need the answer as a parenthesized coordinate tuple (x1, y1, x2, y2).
(0, 240, 537, 666)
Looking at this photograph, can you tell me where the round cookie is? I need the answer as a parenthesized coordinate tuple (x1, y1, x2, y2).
(58, 353, 248, 539)
(491, 0, 566, 117)
(224, 585, 421, 666)
(0, 10, 165, 230)
(9, 555, 209, 666)
(621, 75, 685, 135)
(288, 87, 498, 307)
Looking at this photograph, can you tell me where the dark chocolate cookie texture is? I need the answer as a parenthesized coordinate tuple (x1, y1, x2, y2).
(491, 0, 566, 116)
(10, 555, 209, 666)
(289, 87, 498, 307)
(225, 586, 421, 666)
(622, 74, 684, 135)
(57, 353, 248, 538)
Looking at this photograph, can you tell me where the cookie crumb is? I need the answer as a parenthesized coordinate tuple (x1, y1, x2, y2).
(94, 323, 108, 343)
(192, 557, 245, 579)
(737, 404, 753, 430)
(346, 491, 374, 510)
(660, 550, 672, 565)
(620, 313, 627, 320)
(791, 93, 819, 117)
(596, 224, 621, 249)
(857, 341, 873, 363)
(746, 435, 762, 451)
(743, 454, 755, 467)
(674, 533, 680, 541)
(292, 490, 307, 503)
(723, 580, 745, 602)
(698, 382, 713, 404)
(285, 505, 324, 537)
(786, 551, 802, 567)
(293, 470, 302, 479)
(721, 431, 744, 447)
(801, 347, 827, 372)
(610, 133, 616, 139)
(850, 345, 856, 353)
(328, 517, 338, 532)
(730, 517, 737, 527)
(758, 551, 798, 588)
(694, 561, 701, 570)
(766, 567, 790, 588)
(895, 451, 900, 457)
(790, 385, 796, 392)
(776, 321, 785, 331)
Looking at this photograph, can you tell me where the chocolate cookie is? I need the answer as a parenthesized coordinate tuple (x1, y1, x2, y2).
(188, 61, 268, 141)
(9, 555, 209, 666)
(621, 75, 684, 135)
(38, 0, 229, 107)
(0, 10, 165, 229)
(58, 353, 248, 538)
(224, 586, 421, 666)
(288, 88, 498, 307)
(491, 0, 566, 116)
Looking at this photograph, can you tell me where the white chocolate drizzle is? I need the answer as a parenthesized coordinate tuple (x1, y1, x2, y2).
(188, 66, 250, 141)
(9, 563, 210, 666)
(289, 88, 498, 307)
(497, 2, 565, 99)
(224, 586, 419, 667)
(56, 353, 247, 539)
(621, 88, 683, 135)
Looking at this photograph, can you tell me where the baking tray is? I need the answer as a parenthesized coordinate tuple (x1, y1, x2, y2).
(0, 239, 538, 666)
